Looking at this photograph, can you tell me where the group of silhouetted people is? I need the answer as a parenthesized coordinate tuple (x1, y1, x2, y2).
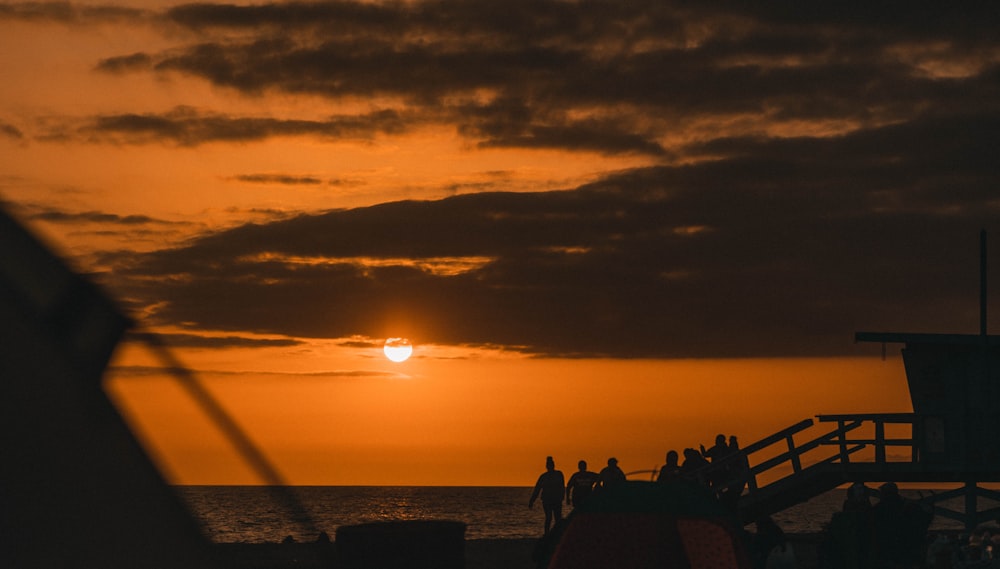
(529, 435, 751, 534)
(819, 481, 934, 569)
(656, 434, 751, 511)
(528, 456, 628, 534)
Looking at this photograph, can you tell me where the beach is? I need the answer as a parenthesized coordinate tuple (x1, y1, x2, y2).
(211, 534, 823, 568)
(211, 538, 537, 569)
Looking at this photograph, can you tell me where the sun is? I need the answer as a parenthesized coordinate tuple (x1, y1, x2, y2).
(383, 337, 413, 362)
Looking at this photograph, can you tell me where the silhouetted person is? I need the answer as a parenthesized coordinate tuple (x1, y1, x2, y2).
(837, 481, 874, 569)
(597, 457, 626, 490)
(750, 516, 788, 569)
(872, 482, 933, 567)
(700, 434, 730, 462)
(729, 435, 750, 487)
(566, 460, 599, 508)
(843, 481, 872, 513)
(528, 456, 565, 534)
(872, 482, 907, 566)
(720, 435, 750, 510)
(701, 433, 734, 489)
(680, 448, 710, 485)
(656, 450, 681, 483)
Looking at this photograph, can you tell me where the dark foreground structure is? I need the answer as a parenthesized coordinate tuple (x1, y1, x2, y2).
(0, 208, 216, 567)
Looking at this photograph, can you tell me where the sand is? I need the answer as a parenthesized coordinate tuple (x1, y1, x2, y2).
(211, 534, 822, 569)
(211, 538, 538, 569)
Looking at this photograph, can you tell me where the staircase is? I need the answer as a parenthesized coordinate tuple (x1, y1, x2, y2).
(690, 413, 1000, 529)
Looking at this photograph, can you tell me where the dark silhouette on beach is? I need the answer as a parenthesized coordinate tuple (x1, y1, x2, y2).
(597, 457, 626, 490)
(700, 433, 735, 490)
(566, 460, 599, 509)
(680, 448, 710, 484)
(656, 450, 681, 483)
(819, 481, 933, 569)
(871, 482, 932, 567)
(750, 516, 790, 569)
(716, 435, 750, 511)
(728, 435, 751, 489)
(529, 456, 565, 534)
(700, 434, 730, 462)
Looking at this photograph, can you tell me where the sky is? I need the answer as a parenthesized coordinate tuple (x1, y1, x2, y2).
(1, 1, 999, 486)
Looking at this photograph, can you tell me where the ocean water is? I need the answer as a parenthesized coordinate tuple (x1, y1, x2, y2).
(175, 486, 965, 543)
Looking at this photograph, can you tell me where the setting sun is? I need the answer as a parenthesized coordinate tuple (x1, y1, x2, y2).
(383, 338, 413, 362)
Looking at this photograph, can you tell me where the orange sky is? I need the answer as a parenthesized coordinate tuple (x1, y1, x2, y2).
(105, 344, 913, 486)
(2, 2, 998, 486)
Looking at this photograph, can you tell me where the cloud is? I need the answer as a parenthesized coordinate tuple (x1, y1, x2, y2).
(71, 106, 413, 146)
(12, 2, 1000, 358)
(108, 364, 401, 380)
(71, 2, 998, 158)
(125, 331, 302, 349)
(0, 120, 25, 141)
(95, 52, 153, 74)
(28, 208, 167, 226)
(231, 174, 324, 186)
(104, 108, 1000, 358)
(0, 1, 148, 23)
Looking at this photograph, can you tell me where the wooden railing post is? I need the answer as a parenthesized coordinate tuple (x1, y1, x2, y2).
(837, 419, 849, 464)
(786, 434, 802, 473)
(875, 420, 886, 464)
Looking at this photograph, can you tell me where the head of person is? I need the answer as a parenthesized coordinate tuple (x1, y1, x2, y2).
(546, 456, 555, 471)
(578, 460, 587, 471)
(849, 482, 868, 500)
(666, 450, 679, 466)
(716, 434, 726, 446)
(729, 435, 739, 448)
(608, 457, 618, 467)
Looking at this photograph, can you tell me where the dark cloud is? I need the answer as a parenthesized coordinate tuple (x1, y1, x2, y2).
(18, 2, 999, 358)
(0, 1, 147, 23)
(232, 174, 324, 186)
(103, 110, 1000, 358)
(28, 209, 167, 225)
(71, 2, 998, 157)
(125, 332, 302, 349)
(0, 120, 24, 140)
(73, 106, 412, 145)
(95, 52, 153, 74)
(108, 364, 399, 379)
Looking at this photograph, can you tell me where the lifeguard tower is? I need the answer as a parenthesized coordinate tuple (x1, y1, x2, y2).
(709, 231, 1000, 530)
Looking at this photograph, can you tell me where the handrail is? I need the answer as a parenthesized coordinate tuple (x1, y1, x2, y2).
(817, 413, 918, 423)
(741, 419, 814, 455)
(691, 413, 920, 516)
(687, 419, 816, 491)
(817, 413, 919, 463)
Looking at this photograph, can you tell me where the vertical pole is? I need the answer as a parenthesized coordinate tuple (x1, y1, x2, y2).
(982, 229, 988, 337)
(837, 420, 849, 464)
(875, 420, 886, 464)
(787, 435, 801, 473)
(966, 481, 978, 531)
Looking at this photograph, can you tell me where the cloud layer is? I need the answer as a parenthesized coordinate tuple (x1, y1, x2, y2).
(109, 146, 999, 357)
(7, 1, 1000, 357)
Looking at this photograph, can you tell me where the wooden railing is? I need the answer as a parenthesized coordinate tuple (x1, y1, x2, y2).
(665, 412, 1000, 530)
(815, 413, 919, 464)
(691, 413, 919, 502)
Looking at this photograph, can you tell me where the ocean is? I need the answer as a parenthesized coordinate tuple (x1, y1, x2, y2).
(175, 486, 966, 543)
